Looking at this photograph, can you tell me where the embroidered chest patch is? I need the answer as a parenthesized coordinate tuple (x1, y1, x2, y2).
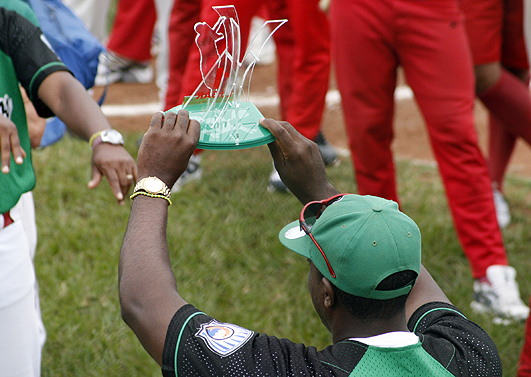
(196, 320, 253, 357)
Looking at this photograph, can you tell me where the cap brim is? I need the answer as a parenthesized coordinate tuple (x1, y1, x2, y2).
(279, 220, 314, 258)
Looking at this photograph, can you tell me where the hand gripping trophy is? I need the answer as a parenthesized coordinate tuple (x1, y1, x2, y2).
(167, 5, 286, 150)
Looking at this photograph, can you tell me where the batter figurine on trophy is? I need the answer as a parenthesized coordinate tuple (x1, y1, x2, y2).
(167, 5, 287, 150)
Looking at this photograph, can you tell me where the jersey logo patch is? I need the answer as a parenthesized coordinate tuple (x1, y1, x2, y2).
(0, 95, 13, 119)
(196, 320, 253, 357)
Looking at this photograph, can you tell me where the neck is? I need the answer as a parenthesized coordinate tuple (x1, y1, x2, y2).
(330, 310, 410, 343)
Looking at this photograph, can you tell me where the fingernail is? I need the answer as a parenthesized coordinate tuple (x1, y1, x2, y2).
(2, 165, 9, 173)
(117, 192, 124, 200)
(15, 157, 23, 164)
(259, 118, 265, 124)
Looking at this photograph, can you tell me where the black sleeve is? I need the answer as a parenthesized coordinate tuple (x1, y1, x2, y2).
(408, 301, 502, 377)
(0, 7, 72, 118)
(162, 305, 355, 377)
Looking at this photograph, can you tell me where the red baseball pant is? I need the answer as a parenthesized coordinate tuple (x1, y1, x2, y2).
(106, 0, 157, 62)
(330, 0, 508, 278)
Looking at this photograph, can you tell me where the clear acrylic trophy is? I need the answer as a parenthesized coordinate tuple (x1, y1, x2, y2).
(166, 6, 287, 150)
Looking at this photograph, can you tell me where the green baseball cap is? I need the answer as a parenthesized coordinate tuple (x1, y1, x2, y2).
(279, 194, 421, 300)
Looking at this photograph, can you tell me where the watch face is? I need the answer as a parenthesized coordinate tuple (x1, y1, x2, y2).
(144, 178, 164, 193)
(101, 129, 124, 145)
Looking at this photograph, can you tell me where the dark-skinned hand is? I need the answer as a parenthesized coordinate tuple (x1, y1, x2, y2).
(260, 118, 339, 204)
(137, 110, 200, 189)
(0, 114, 26, 174)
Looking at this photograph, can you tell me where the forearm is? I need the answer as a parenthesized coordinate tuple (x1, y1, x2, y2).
(119, 195, 186, 364)
(37, 71, 113, 141)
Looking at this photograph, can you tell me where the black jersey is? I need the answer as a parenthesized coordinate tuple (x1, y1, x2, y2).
(162, 301, 501, 376)
(0, 7, 71, 118)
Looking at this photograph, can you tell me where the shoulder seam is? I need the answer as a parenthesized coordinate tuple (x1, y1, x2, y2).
(413, 307, 467, 333)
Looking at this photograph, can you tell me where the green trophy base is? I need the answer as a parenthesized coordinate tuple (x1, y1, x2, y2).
(166, 101, 275, 150)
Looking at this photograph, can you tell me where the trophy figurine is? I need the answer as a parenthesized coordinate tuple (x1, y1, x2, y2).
(167, 6, 287, 150)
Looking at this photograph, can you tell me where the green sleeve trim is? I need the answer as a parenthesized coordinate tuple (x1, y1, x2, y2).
(412, 307, 467, 334)
(174, 311, 205, 377)
(28, 62, 66, 100)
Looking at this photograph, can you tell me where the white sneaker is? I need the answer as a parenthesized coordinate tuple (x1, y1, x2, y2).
(471, 265, 529, 322)
(120, 64, 154, 83)
(493, 188, 511, 228)
(171, 155, 202, 193)
(95, 52, 153, 86)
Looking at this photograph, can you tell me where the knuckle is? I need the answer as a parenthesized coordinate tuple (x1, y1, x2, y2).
(275, 126, 288, 138)
(166, 111, 178, 121)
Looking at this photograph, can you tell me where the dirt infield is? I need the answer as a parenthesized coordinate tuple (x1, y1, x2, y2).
(93, 62, 531, 179)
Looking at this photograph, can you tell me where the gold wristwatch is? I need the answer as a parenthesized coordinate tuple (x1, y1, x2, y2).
(133, 177, 171, 198)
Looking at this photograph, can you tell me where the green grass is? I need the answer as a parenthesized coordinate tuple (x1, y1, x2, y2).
(32, 133, 530, 376)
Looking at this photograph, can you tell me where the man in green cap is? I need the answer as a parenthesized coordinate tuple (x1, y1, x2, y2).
(119, 110, 501, 376)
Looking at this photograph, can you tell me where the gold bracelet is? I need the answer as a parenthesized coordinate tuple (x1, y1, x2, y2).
(89, 131, 103, 147)
(130, 191, 172, 206)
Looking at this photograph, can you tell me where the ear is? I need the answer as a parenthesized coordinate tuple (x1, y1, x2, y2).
(322, 277, 336, 309)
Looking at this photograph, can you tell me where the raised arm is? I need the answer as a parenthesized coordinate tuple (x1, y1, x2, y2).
(119, 110, 200, 366)
(259, 118, 339, 204)
(405, 265, 452, 320)
(37, 71, 137, 204)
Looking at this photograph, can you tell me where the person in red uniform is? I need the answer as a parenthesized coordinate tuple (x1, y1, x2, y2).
(460, 0, 531, 229)
(328, 0, 529, 321)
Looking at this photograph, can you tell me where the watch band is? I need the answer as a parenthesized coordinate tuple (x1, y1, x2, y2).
(91, 135, 104, 149)
(130, 191, 172, 206)
(89, 131, 103, 148)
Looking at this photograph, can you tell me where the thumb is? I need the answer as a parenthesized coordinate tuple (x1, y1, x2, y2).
(88, 165, 102, 189)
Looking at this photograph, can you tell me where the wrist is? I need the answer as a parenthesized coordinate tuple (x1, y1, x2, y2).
(298, 184, 340, 205)
(89, 129, 124, 149)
